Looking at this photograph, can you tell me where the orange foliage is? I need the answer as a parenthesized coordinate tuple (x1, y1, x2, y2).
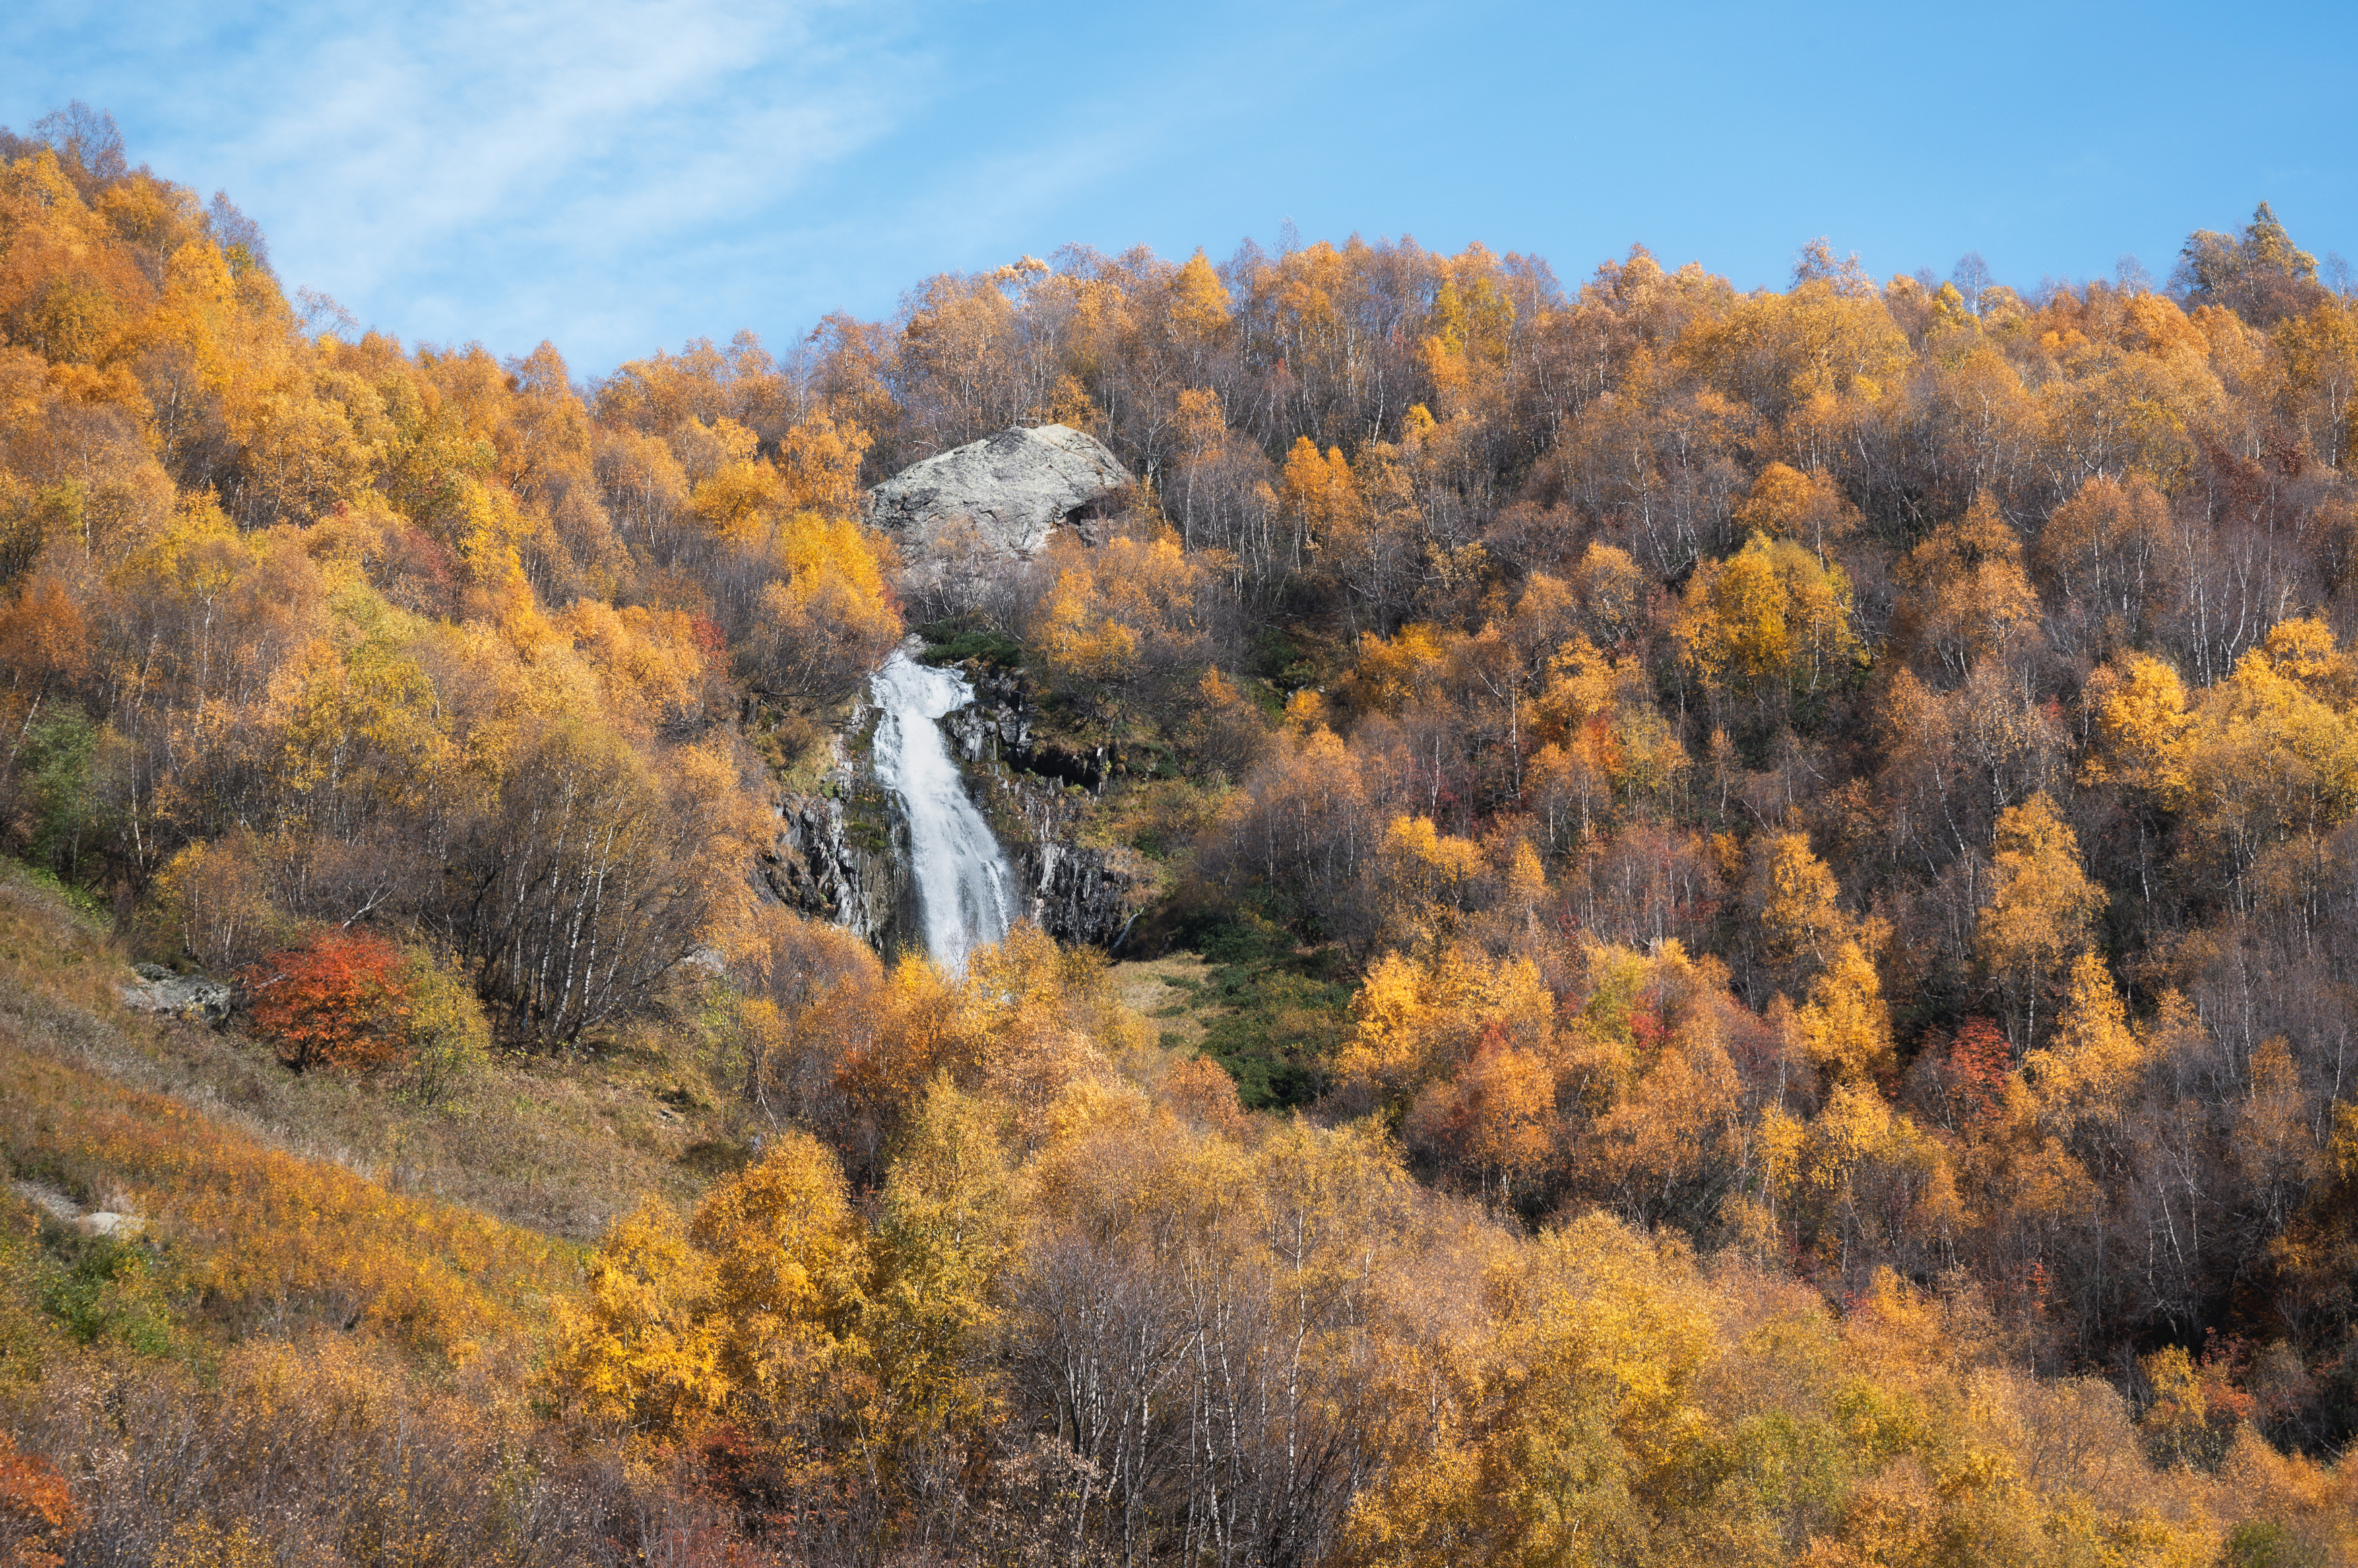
(0, 1433, 78, 1568)
(238, 928, 412, 1073)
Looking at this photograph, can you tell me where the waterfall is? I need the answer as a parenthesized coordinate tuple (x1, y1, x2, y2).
(869, 651, 1015, 972)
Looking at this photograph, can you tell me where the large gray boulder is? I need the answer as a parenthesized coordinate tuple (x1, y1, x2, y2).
(121, 962, 231, 1027)
(866, 424, 1130, 558)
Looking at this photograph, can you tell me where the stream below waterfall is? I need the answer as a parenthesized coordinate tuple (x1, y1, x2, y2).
(869, 652, 1015, 972)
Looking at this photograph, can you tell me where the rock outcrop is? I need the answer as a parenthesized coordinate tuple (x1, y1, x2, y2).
(866, 424, 1130, 559)
(763, 783, 918, 957)
(1002, 793, 1153, 949)
(77, 1210, 144, 1239)
(941, 676, 1152, 950)
(945, 668, 1111, 790)
(9, 1178, 142, 1239)
(121, 963, 231, 1026)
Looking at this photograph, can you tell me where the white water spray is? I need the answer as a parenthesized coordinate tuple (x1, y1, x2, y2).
(869, 652, 1015, 973)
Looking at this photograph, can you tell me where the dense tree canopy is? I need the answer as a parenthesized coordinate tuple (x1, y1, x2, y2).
(8, 102, 2358, 1566)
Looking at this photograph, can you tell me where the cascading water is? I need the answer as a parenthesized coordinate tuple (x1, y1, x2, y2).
(869, 652, 1016, 972)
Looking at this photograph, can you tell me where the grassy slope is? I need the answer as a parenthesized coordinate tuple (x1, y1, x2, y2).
(1114, 915, 1355, 1111)
(0, 861, 732, 1243)
(0, 863, 641, 1371)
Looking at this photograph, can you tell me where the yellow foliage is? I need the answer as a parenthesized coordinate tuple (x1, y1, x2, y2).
(1283, 687, 1329, 733)
(539, 1198, 729, 1440)
(1677, 531, 1857, 700)
(1038, 567, 1140, 690)
(1732, 460, 1859, 558)
(776, 410, 871, 517)
(556, 597, 707, 739)
(1798, 940, 1896, 1083)
(745, 513, 903, 707)
(831, 924, 1128, 1161)
(12, 133, 2358, 1560)
(154, 1520, 272, 1568)
(1977, 792, 2105, 1043)
(1338, 942, 1556, 1118)
(0, 1034, 565, 1363)
(2023, 952, 2143, 1133)
(1349, 1215, 1721, 1567)
(1346, 622, 1448, 715)
(777, 507, 889, 603)
(273, 620, 451, 814)
(1896, 490, 2040, 678)
(1376, 813, 1484, 939)
(690, 1133, 868, 1424)
(2166, 618, 2358, 895)
(395, 943, 492, 1107)
(1523, 634, 1688, 811)
(1166, 247, 1231, 337)
(1759, 831, 1854, 985)
(1281, 434, 1362, 542)
(866, 1079, 1018, 1443)
(2085, 651, 2192, 791)
(146, 830, 288, 971)
(684, 428, 783, 545)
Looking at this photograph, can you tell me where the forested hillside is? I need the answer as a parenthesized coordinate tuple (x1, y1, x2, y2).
(6, 102, 2358, 1565)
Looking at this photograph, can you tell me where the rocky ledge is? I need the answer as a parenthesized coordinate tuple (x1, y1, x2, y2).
(941, 674, 1153, 950)
(761, 708, 919, 956)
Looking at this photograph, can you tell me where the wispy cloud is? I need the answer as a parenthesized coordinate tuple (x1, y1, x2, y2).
(8, 0, 928, 365)
(24, 0, 2332, 370)
(3, 0, 1463, 368)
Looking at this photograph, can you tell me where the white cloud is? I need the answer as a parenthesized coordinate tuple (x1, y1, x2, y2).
(254, 1, 920, 354)
(3, 0, 1461, 368)
(7, 0, 928, 365)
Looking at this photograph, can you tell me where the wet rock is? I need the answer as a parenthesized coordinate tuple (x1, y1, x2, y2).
(965, 763, 1152, 950)
(943, 669, 1106, 789)
(765, 785, 918, 956)
(935, 669, 1149, 947)
(943, 669, 1034, 760)
(121, 964, 231, 1026)
(1024, 835, 1151, 949)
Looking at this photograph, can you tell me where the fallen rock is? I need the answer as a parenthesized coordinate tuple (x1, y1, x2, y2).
(866, 424, 1130, 559)
(76, 1211, 143, 1239)
(121, 963, 232, 1026)
(8, 1180, 144, 1240)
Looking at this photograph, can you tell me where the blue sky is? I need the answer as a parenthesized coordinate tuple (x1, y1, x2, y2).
(7, 1, 2355, 374)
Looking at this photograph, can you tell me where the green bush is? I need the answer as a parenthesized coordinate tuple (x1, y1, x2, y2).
(397, 945, 492, 1108)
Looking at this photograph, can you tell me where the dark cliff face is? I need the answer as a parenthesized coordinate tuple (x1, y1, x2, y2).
(765, 669, 1149, 956)
(942, 672, 1152, 950)
(762, 784, 919, 957)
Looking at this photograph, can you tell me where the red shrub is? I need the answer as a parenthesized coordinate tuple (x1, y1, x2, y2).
(239, 929, 414, 1073)
(0, 1432, 80, 1568)
(1948, 1016, 2013, 1124)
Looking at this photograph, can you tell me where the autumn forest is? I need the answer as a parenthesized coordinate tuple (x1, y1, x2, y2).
(5, 101, 2358, 1566)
